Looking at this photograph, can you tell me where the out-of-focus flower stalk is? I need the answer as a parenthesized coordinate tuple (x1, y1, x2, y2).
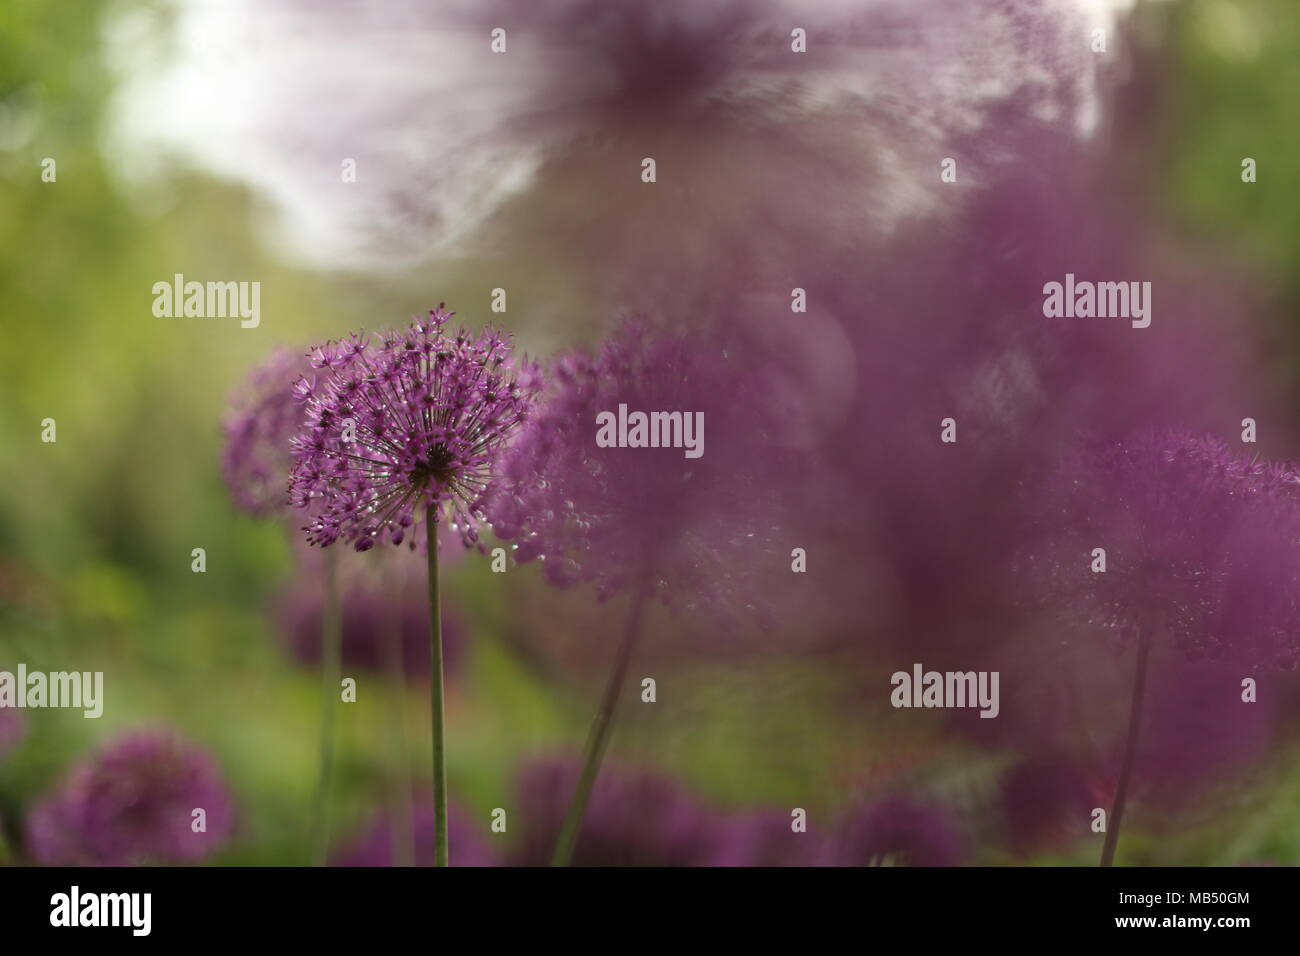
(1099, 627, 1153, 867)
(551, 578, 651, 867)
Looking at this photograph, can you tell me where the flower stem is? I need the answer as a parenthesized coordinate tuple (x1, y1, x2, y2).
(311, 547, 343, 866)
(1100, 629, 1152, 867)
(426, 504, 449, 867)
(551, 580, 651, 867)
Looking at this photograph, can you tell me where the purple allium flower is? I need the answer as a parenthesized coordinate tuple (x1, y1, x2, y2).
(1026, 430, 1300, 669)
(714, 810, 828, 867)
(289, 306, 540, 553)
(830, 796, 962, 867)
(481, 317, 791, 621)
(275, 563, 464, 677)
(0, 707, 23, 758)
(222, 346, 312, 517)
(26, 730, 234, 866)
(506, 756, 728, 866)
(333, 799, 496, 867)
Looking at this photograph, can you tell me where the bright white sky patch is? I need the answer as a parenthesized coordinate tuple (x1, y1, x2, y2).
(104, 0, 1138, 271)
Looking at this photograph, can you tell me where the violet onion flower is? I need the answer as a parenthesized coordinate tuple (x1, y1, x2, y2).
(222, 345, 313, 518)
(289, 306, 540, 554)
(481, 316, 791, 864)
(26, 730, 233, 866)
(289, 305, 539, 867)
(1026, 430, 1300, 865)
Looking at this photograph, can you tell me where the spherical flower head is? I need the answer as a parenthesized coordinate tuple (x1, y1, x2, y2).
(26, 730, 234, 866)
(481, 317, 791, 620)
(332, 799, 496, 867)
(289, 306, 541, 553)
(1026, 430, 1300, 668)
(222, 346, 313, 517)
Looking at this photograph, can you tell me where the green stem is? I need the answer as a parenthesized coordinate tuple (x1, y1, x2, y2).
(1100, 629, 1152, 867)
(427, 504, 449, 867)
(551, 580, 651, 867)
(311, 547, 342, 866)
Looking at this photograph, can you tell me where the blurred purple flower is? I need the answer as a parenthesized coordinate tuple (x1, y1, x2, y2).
(506, 756, 727, 866)
(289, 307, 540, 553)
(333, 799, 496, 867)
(714, 810, 828, 867)
(26, 730, 234, 866)
(830, 796, 962, 867)
(1026, 430, 1300, 669)
(222, 346, 312, 517)
(275, 565, 464, 678)
(482, 317, 792, 625)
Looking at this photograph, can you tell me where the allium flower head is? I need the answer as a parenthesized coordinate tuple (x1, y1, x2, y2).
(26, 730, 234, 866)
(289, 306, 540, 552)
(482, 317, 791, 618)
(1026, 430, 1300, 668)
(507, 756, 727, 866)
(222, 346, 312, 517)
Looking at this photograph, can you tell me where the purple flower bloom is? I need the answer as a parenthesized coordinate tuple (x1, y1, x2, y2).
(830, 796, 962, 867)
(289, 307, 540, 553)
(481, 317, 791, 622)
(1026, 430, 1300, 668)
(506, 756, 728, 866)
(333, 799, 496, 867)
(714, 810, 828, 867)
(222, 346, 313, 517)
(275, 563, 465, 677)
(26, 730, 234, 866)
